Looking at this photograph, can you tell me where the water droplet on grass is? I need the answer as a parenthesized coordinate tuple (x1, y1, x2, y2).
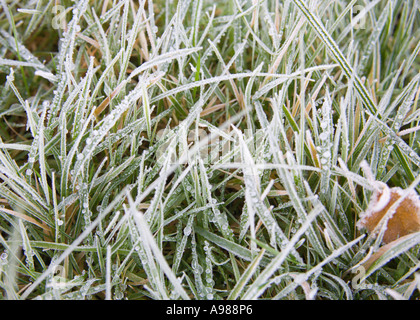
(183, 226, 191, 236)
(0, 252, 8, 263)
(319, 132, 329, 141)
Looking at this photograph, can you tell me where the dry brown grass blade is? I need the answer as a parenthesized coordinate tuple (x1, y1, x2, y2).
(0, 207, 51, 232)
(94, 81, 127, 117)
(361, 233, 418, 271)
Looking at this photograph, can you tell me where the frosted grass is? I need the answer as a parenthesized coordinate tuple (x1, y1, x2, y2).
(0, 0, 419, 301)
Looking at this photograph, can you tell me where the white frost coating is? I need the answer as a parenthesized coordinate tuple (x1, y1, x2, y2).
(128, 47, 202, 80)
(242, 204, 324, 299)
(72, 77, 146, 180)
(35, 70, 58, 83)
(252, 64, 337, 100)
(371, 182, 391, 213)
(128, 195, 191, 300)
(0, 164, 47, 208)
(21, 190, 128, 299)
(151, 71, 317, 104)
(360, 160, 375, 184)
(0, 30, 50, 73)
(0, 58, 44, 69)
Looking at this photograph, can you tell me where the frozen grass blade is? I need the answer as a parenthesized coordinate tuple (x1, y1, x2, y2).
(127, 193, 190, 300)
(290, 0, 378, 115)
(20, 189, 128, 299)
(227, 249, 266, 300)
(362, 232, 420, 281)
(242, 204, 324, 299)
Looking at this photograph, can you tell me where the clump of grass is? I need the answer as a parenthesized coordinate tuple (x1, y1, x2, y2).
(0, 0, 419, 300)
